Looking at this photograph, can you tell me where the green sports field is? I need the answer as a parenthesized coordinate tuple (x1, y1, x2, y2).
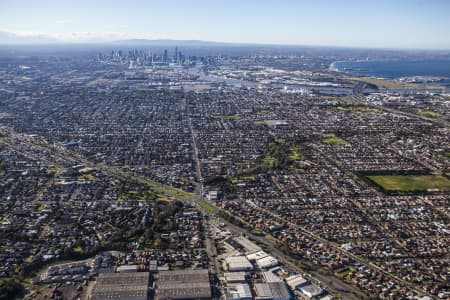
(367, 175, 450, 192)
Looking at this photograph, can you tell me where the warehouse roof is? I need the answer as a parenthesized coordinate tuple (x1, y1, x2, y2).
(224, 272, 247, 283)
(263, 271, 282, 283)
(232, 236, 262, 253)
(246, 250, 268, 261)
(286, 274, 308, 290)
(91, 272, 149, 300)
(158, 269, 209, 282)
(256, 256, 279, 269)
(300, 283, 323, 298)
(255, 283, 273, 299)
(225, 256, 254, 271)
(156, 269, 211, 300)
(226, 283, 252, 300)
(268, 282, 291, 300)
(157, 283, 211, 300)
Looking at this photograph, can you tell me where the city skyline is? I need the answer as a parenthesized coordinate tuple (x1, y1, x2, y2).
(1, 0, 450, 49)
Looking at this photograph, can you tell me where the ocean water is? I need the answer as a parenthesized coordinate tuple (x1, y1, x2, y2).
(332, 60, 450, 79)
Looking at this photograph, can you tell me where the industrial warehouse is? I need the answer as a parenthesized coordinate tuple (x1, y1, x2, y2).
(156, 269, 212, 300)
(91, 272, 150, 300)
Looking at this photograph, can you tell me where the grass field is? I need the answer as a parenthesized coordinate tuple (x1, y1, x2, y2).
(412, 109, 444, 119)
(335, 267, 353, 278)
(351, 77, 445, 90)
(118, 189, 155, 201)
(337, 106, 380, 114)
(157, 184, 193, 200)
(211, 114, 241, 120)
(195, 200, 215, 214)
(252, 120, 265, 126)
(77, 173, 96, 180)
(263, 155, 277, 168)
(322, 133, 347, 146)
(367, 175, 450, 192)
(289, 146, 304, 160)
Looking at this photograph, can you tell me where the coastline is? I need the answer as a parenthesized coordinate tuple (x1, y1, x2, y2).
(328, 61, 339, 72)
(330, 59, 450, 80)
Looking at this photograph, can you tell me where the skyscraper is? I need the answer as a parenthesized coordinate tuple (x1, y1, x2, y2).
(163, 49, 168, 63)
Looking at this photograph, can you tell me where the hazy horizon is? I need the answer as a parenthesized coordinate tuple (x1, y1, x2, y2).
(1, 0, 450, 50)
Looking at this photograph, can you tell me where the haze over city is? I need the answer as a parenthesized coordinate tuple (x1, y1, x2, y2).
(1, 0, 450, 49)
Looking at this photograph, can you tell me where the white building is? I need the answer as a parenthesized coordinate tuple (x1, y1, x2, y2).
(224, 272, 247, 283)
(225, 256, 254, 272)
(208, 190, 218, 201)
(300, 283, 323, 299)
(117, 265, 138, 273)
(256, 256, 279, 269)
(286, 274, 308, 291)
(246, 250, 268, 261)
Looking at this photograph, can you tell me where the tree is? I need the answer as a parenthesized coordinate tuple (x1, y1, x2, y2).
(0, 279, 24, 300)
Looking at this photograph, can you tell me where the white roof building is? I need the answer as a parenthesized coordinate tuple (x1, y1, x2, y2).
(225, 256, 254, 272)
(286, 274, 308, 291)
(246, 250, 268, 261)
(224, 272, 247, 283)
(256, 256, 279, 269)
(117, 265, 139, 273)
(300, 283, 323, 299)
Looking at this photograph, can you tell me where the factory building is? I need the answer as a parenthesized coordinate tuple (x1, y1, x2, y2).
(117, 265, 139, 273)
(246, 250, 268, 261)
(254, 282, 291, 300)
(232, 236, 262, 254)
(156, 269, 212, 300)
(90, 272, 150, 300)
(255, 256, 279, 270)
(262, 271, 282, 283)
(300, 283, 324, 299)
(225, 256, 254, 272)
(226, 283, 253, 300)
(224, 272, 247, 283)
(255, 283, 273, 300)
(285, 274, 308, 291)
(267, 282, 291, 300)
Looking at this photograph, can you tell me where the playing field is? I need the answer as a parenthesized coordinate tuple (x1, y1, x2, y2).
(321, 133, 347, 146)
(367, 175, 450, 192)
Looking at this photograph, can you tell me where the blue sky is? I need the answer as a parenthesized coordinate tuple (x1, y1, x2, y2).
(1, 0, 450, 49)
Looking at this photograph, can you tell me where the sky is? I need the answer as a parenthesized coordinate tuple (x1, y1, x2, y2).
(1, 0, 450, 49)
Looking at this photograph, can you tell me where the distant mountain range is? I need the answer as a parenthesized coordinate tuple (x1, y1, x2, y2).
(1, 32, 449, 55)
(0, 31, 240, 46)
(111, 39, 234, 47)
(0, 31, 60, 44)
